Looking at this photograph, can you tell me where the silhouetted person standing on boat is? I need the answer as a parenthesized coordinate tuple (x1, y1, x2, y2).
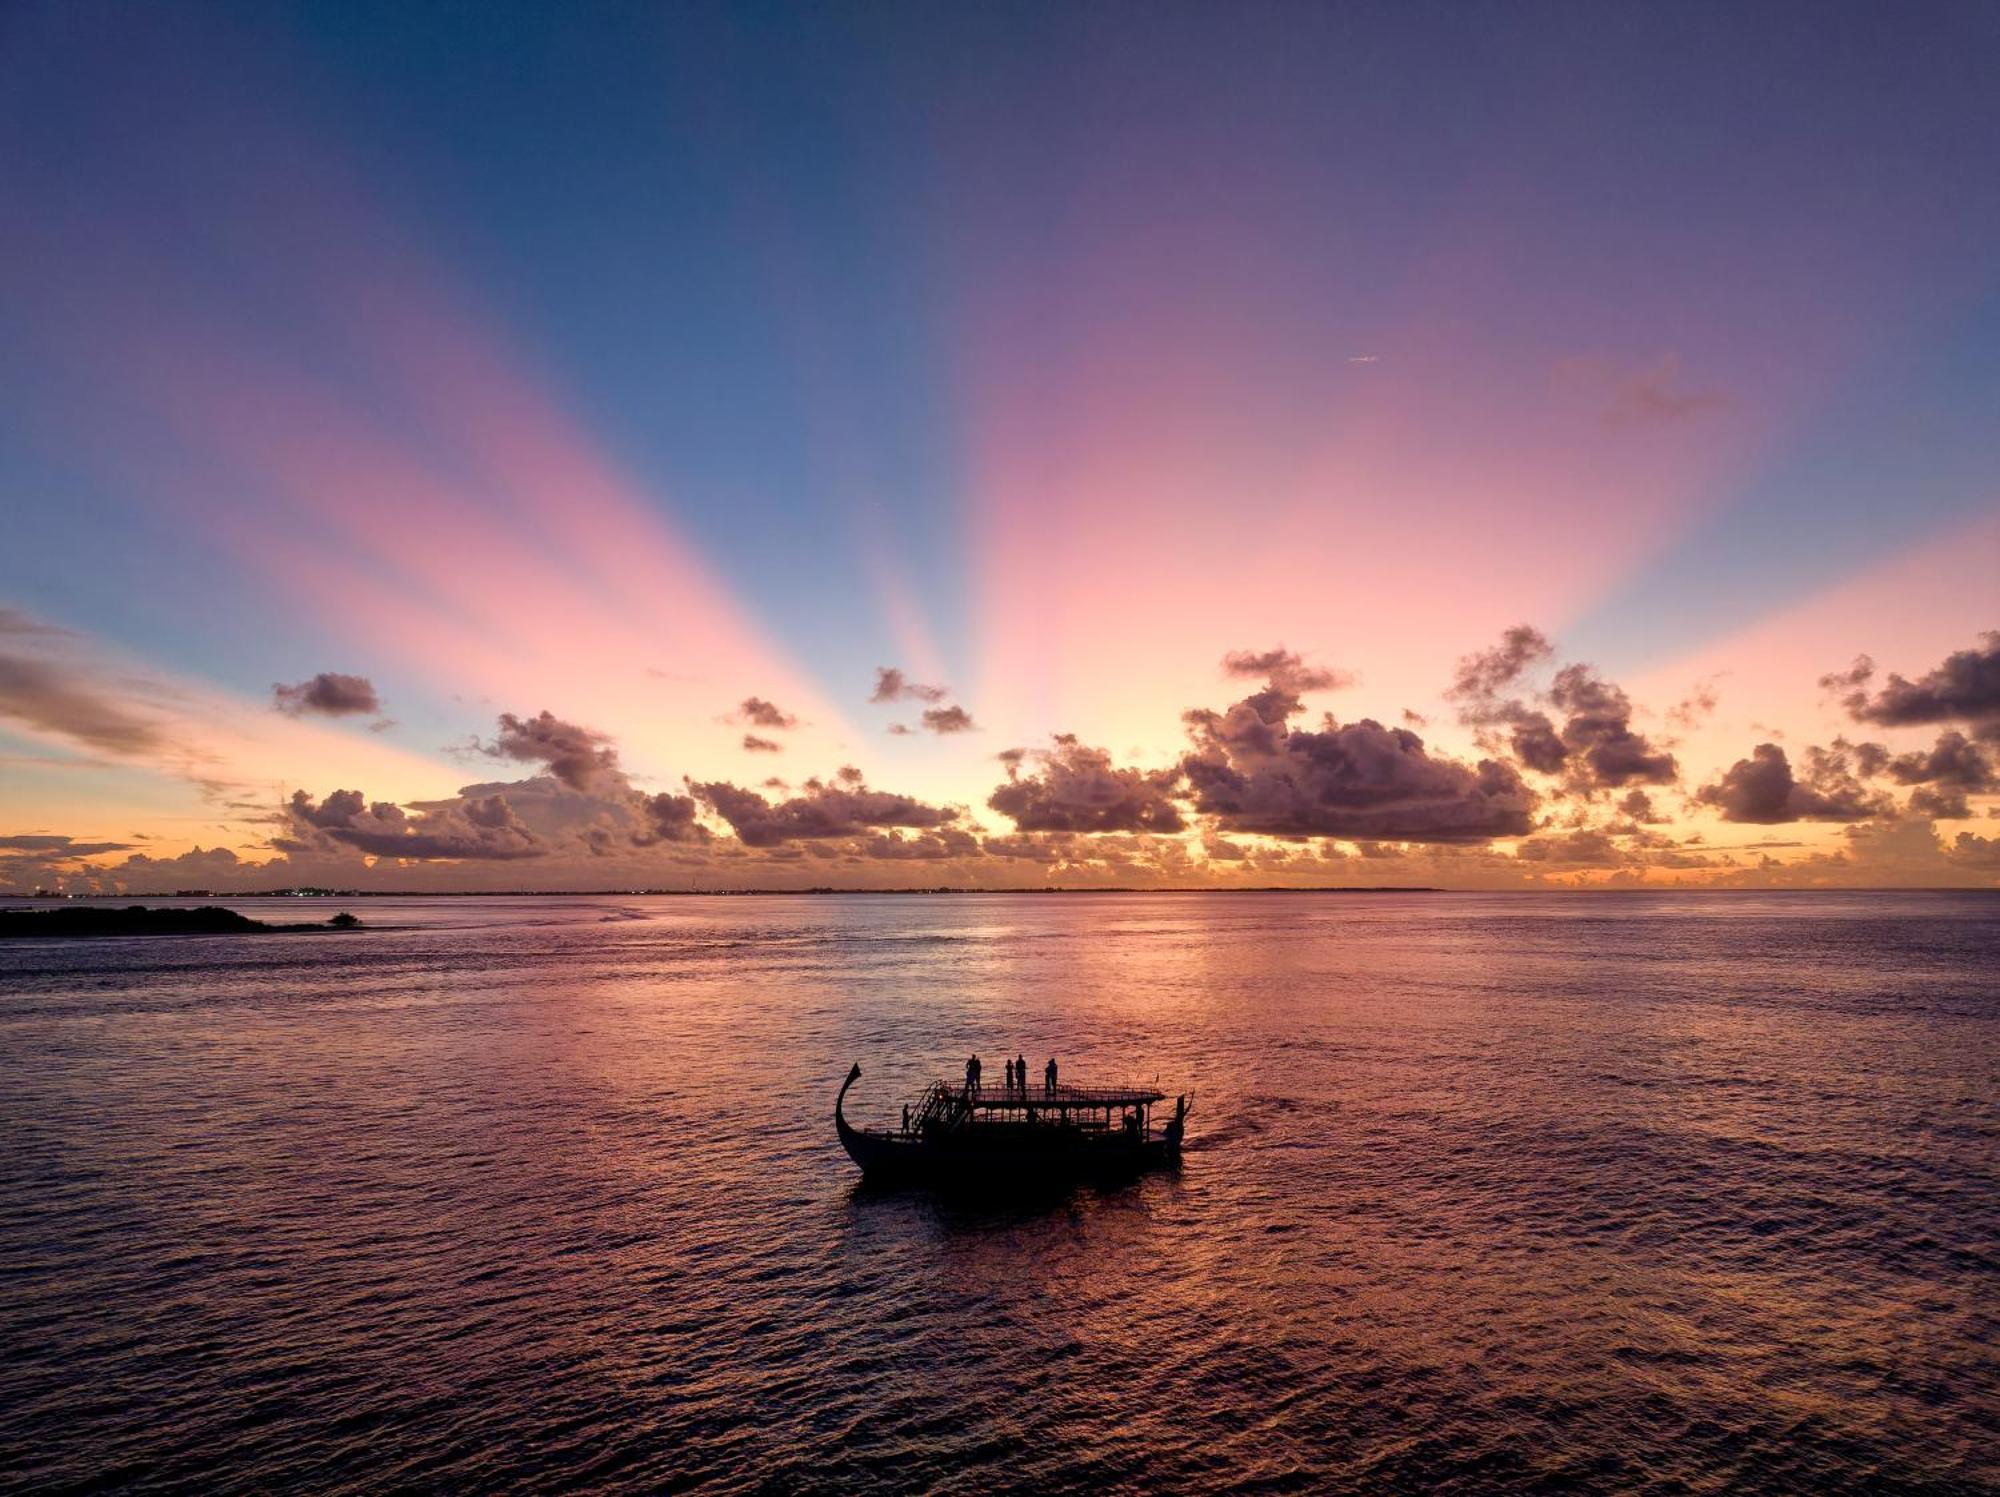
(1045, 1056, 1058, 1096)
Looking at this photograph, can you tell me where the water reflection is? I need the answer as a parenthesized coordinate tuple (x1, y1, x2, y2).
(0, 890, 1993, 1493)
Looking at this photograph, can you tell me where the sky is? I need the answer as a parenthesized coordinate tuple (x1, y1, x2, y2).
(2, 0, 1996, 892)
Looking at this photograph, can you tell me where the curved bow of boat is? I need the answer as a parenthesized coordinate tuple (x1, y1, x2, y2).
(835, 1061, 862, 1141)
(836, 1062, 915, 1174)
(832, 1056, 864, 1152)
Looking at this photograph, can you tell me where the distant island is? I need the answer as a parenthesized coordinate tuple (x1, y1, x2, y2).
(0, 905, 363, 939)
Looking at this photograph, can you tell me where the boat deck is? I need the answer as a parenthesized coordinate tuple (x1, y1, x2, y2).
(959, 1082, 1167, 1111)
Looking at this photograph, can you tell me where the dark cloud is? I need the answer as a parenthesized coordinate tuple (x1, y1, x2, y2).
(0, 833, 134, 856)
(1886, 730, 1993, 790)
(1508, 713, 1569, 774)
(279, 788, 544, 860)
(691, 774, 957, 847)
(871, 667, 974, 734)
(1222, 647, 1354, 694)
(1696, 743, 1891, 824)
(1884, 730, 1994, 820)
(449, 771, 712, 855)
(0, 652, 163, 756)
(98, 845, 251, 888)
(1909, 785, 1972, 820)
(1950, 833, 2000, 871)
(1827, 632, 2000, 739)
(1450, 625, 1554, 715)
(1852, 741, 1892, 777)
(282, 704, 718, 867)
(1619, 789, 1669, 824)
(870, 667, 949, 705)
(742, 734, 783, 753)
(637, 792, 709, 845)
(858, 827, 982, 861)
(1548, 665, 1678, 788)
(988, 736, 1187, 834)
(484, 710, 619, 791)
(272, 672, 381, 718)
(1513, 828, 1623, 866)
(980, 832, 1071, 863)
(1448, 628, 1673, 788)
(1, 839, 258, 896)
(734, 696, 799, 730)
(920, 705, 977, 735)
(560, 787, 715, 857)
(1447, 628, 1566, 773)
(1181, 685, 1535, 843)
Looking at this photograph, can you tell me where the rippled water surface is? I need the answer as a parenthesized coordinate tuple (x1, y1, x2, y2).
(2, 890, 1996, 1493)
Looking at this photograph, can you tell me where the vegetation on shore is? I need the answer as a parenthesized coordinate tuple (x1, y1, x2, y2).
(0, 905, 363, 939)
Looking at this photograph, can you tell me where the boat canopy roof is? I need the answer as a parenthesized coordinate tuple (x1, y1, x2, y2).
(957, 1082, 1167, 1110)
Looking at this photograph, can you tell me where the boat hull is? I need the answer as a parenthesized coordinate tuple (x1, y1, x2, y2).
(838, 1121, 1179, 1181)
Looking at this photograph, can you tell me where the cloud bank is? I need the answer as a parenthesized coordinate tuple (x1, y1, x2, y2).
(989, 736, 1186, 833)
(1183, 666, 1535, 843)
(1825, 632, 2000, 740)
(8, 628, 1998, 893)
(692, 767, 958, 847)
(1696, 743, 1889, 824)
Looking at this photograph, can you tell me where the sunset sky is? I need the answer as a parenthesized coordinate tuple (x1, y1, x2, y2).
(2, 2, 1996, 891)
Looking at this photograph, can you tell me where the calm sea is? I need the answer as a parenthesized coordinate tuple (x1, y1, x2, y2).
(1, 891, 1995, 1494)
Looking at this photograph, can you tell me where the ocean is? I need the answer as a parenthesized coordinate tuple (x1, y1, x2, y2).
(1, 890, 1994, 1493)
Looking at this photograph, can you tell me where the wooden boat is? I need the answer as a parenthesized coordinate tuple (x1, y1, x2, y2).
(835, 1062, 1188, 1181)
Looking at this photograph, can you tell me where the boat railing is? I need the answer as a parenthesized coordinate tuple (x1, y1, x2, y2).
(891, 1074, 1174, 1141)
(958, 1081, 1168, 1108)
(909, 1080, 964, 1135)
